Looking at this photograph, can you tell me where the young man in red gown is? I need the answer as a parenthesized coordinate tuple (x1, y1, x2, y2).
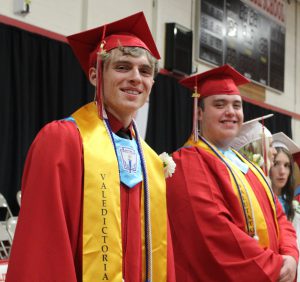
(6, 12, 175, 282)
(167, 64, 298, 282)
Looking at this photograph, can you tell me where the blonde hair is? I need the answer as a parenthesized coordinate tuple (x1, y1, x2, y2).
(100, 46, 158, 76)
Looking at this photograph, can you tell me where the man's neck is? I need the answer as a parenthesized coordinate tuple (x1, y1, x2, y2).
(106, 110, 133, 130)
(201, 135, 231, 151)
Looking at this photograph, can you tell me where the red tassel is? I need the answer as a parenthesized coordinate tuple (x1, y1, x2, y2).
(193, 96, 199, 142)
(261, 118, 268, 176)
(95, 25, 107, 120)
(96, 53, 104, 119)
(192, 77, 200, 142)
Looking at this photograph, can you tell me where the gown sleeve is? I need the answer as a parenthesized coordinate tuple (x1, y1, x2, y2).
(6, 120, 84, 282)
(167, 218, 175, 282)
(167, 147, 284, 282)
(275, 196, 299, 262)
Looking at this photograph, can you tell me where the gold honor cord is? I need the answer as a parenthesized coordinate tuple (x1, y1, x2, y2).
(72, 102, 167, 281)
(185, 137, 278, 248)
(234, 150, 279, 239)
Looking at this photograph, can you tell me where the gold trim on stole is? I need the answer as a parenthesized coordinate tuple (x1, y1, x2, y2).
(234, 150, 279, 239)
(72, 102, 167, 281)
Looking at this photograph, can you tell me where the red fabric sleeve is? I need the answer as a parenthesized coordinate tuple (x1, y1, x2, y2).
(167, 219, 175, 282)
(275, 196, 299, 262)
(167, 147, 284, 282)
(6, 121, 83, 282)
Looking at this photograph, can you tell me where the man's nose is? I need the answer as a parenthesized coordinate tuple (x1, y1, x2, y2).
(129, 67, 142, 83)
(225, 105, 235, 115)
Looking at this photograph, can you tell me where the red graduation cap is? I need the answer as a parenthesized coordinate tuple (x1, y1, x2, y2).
(67, 12, 160, 119)
(179, 64, 250, 98)
(67, 11, 160, 77)
(179, 64, 250, 142)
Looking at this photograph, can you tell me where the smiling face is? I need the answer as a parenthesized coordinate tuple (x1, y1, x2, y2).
(89, 48, 155, 127)
(199, 94, 243, 149)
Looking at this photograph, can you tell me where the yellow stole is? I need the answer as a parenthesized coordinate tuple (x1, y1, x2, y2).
(72, 102, 167, 281)
(185, 137, 279, 248)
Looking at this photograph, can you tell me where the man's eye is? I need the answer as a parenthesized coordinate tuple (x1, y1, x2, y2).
(140, 68, 152, 76)
(115, 65, 129, 71)
(215, 103, 224, 108)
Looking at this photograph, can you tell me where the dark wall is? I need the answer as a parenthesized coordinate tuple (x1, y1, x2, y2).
(0, 22, 94, 214)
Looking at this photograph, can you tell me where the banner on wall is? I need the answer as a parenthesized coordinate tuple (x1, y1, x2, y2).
(196, 0, 285, 92)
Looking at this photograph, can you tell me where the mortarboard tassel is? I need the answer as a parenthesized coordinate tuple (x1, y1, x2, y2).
(261, 118, 268, 176)
(96, 52, 104, 119)
(192, 79, 200, 142)
(95, 25, 107, 120)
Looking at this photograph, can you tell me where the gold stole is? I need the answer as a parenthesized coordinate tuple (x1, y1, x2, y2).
(72, 102, 167, 281)
(185, 137, 279, 248)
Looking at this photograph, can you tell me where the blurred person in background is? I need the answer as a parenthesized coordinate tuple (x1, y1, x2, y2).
(270, 132, 300, 221)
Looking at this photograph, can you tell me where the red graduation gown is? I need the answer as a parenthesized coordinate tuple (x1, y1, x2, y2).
(6, 117, 175, 282)
(167, 146, 298, 282)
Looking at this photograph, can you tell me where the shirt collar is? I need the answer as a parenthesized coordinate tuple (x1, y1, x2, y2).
(106, 111, 133, 136)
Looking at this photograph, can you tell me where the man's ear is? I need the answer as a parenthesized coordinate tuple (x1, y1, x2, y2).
(89, 67, 97, 86)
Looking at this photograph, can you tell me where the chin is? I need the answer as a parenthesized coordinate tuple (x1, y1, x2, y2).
(123, 102, 141, 111)
(221, 132, 238, 142)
